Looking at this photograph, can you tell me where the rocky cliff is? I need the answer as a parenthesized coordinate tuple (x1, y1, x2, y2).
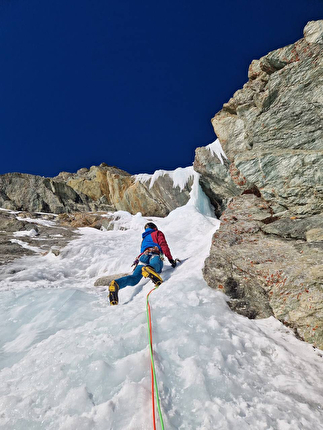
(195, 21, 323, 348)
(0, 164, 194, 217)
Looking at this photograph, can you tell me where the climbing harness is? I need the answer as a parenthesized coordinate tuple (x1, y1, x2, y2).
(146, 287, 165, 430)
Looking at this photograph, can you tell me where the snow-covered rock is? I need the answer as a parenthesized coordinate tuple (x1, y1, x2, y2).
(0, 164, 195, 217)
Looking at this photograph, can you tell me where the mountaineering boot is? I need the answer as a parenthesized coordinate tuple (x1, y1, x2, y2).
(142, 266, 163, 286)
(108, 280, 119, 305)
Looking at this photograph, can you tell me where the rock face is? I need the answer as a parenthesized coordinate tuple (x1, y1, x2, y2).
(195, 21, 323, 348)
(63, 164, 193, 217)
(0, 173, 95, 214)
(195, 20, 323, 217)
(0, 164, 194, 217)
(203, 195, 323, 346)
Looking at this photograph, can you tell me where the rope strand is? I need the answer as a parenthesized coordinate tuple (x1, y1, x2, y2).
(147, 291, 156, 429)
(146, 288, 165, 430)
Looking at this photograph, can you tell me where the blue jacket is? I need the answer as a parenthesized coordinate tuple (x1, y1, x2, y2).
(140, 228, 173, 260)
(140, 228, 162, 254)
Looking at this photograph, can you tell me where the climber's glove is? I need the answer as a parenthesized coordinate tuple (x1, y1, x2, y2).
(169, 259, 177, 268)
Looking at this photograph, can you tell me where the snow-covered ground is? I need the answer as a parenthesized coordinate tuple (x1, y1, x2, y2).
(0, 178, 323, 430)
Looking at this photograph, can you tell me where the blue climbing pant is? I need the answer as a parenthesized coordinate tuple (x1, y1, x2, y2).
(115, 254, 163, 290)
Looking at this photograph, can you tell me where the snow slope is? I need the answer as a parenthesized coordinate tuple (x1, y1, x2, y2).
(0, 178, 323, 430)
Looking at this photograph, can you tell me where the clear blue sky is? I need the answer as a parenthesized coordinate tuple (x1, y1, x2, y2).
(0, 0, 322, 177)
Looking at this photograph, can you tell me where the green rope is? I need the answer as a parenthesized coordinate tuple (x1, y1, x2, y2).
(146, 290, 165, 430)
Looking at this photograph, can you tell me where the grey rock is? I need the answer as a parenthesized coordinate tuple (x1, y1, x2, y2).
(194, 146, 254, 217)
(94, 273, 130, 287)
(0, 210, 80, 267)
(0, 211, 27, 232)
(195, 20, 323, 218)
(261, 213, 323, 240)
(306, 227, 323, 242)
(0, 173, 93, 214)
(304, 20, 323, 44)
(203, 195, 323, 348)
(0, 239, 34, 266)
(197, 20, 323, 349)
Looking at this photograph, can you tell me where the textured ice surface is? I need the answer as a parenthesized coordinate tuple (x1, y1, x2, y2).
(0, 180, 323, 430)
(206, 138, 227, 164)
(135, 166, 195, 190)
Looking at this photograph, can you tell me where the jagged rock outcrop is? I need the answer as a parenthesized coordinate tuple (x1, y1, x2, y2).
(195, 20, 323, 217)
(195, 20, 323, 348)
(108, 170, 193, 216)
(60, 164, 193, 217)
(0, 173, 96, 214)
(0, 164, 193, 217)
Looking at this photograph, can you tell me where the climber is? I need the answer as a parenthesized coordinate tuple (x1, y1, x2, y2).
(109, 222, 177, 305)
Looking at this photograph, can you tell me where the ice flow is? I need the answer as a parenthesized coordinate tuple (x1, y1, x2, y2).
(0, 177, 323, 430)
